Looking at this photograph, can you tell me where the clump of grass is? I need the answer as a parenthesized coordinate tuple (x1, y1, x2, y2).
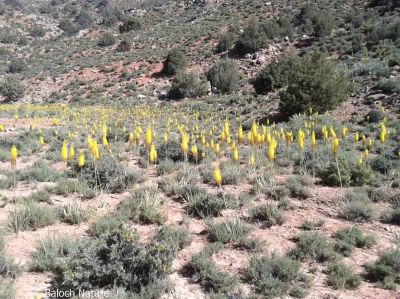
(8, 200, 57, 233)
(301, 219, 324, 231)
(46, 179, 96, 199)
(185, 189, 230, 218)
(381, 199, 400, 225)
(207, 219, 250, 244)
(290, 232, 338, 262)
(186, 243, 236, 293)
(249, 203, 284, 227)
(88, 212, 126, 237)
(326, 262, 361, 289)
(30, 235, 78, 272)
(245, 253, 310, 298)
(117, 187, 164, 224)
(252, 173, 289, 200)
(58, 202, 92, 225)
(25, 190, 52, 203)
(334, 227, 376, 256)
(285, 176, 312, 199)
(365, 249, 400, 289)
(156, 158, 179, 175)
(340, 190, 374, 222)
(152, 226, 192, 250)
(0, 230, 21, 279)
(17, 160, 62, 183)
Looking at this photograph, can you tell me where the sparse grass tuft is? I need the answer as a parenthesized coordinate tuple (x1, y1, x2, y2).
(326, 262, 361, 289)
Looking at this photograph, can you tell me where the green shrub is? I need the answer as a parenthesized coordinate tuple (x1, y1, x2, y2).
(163, 48, 187, 76)
(53, 227, 175, 294)
(279, 52, 348, 116)
(30, 235, 78, 272)
(119, 16, 141, 33)
(30, 25, 46, 37)
(234, 20, 266, 55)
(365, 249, 400, 289)
(216, 31, 236, 53)
(350, 164, 373, 186)
(207, 219, 250, 244)
(59, 19, 79, 35)
(0, 75, 24, 102)
(341, 191, 374, 222)
(117, 187, 164, 224)
(249, 203, 284, 227)
(285, 176, 312, 199)
(17, 160, 61, 183)
(185, 190, 229, 218)
(168, 71, 208, 99)
(317, 158, 351, 187)
(187, 243, 235, 293)
(326, 262, 361, 289)
(290, 232, 337, 262)
(8, 200, 57, 233)
(88, 212, 126, 237)
(301, 219, 324, 231)
(245, 253, 309, 298)
(377, 79, 400, 95)
(366, 109, 385, 123)
(152, 226, 192, 250)
(334, 227, 376, 256)
(252, 54, 299, 95)
(206, 59, 240, 94)
(117, 37, 132, 52)
(58, 203, 91, 225)
(8, 58, 26, 73)
(382, 207, 400, 225)
(98, 31, 117, 47)
(75, 154, 142, 193)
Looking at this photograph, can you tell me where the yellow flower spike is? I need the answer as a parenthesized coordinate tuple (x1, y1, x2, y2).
(10, 145, 17, 168)
(69, 144, 75, 160)
(332, 138, 339, 157)
(14, 113, 18, 122)
(354, 132, 359, 143)
(201, 152, 206, 159)
(357, 156, 363, 166)
(213, 166, 222, 187)
(78, 150, 85, 168)
(61, 140, 68, 162)
(181, 133, 189, 155)
(39, 135, 44, 146)
(145, 126, 152, 150)
(329, 126, 336, 139)
(149, 143, 157, 164)
(362, 135, 366, 146)
(233, 148, 239, 162)
(215, 143, 220, 156)
(379, 130, 385, 144)
(364, 148, 369, 158)
(237, 125, 243, 143)
(191, 144, 198, 159)
(92, 141, 100, 161)
(249, 154, 255, 167)
(267, 143, 275, 162)
(251, 120, 258, 138)
(341, 127, 348, 139)
(201, 135, 206, 146)
(311, 131, 316, 150)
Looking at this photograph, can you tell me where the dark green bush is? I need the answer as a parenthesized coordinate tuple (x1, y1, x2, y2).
(290, 232, 337, 262)
(245, 253, 309, 298)
(216, 31, 236, 53)
(206, 59, 240, 94)
(326, 262, 361, 289)
(163, 48, 187, 76)
(152, 226, 192, 250)
(365, 249, 400, 289)
(117, 37, 132, 52)
(377, 79, 400, 95)
(98, 31, 117, 47)
(366, 109, 385, 123)
(53, 227, 175, 294)
(8, 58, 26, 73)
(252, 54, 299, 94)
(249, 203, 284, 227)
(279, 52, 348, 116)
(59, 19, 79, 35)
(187, 243, 235, 293)
(334, 227, 376, 256)
(75, 154, 143, 193)
(168, 71, 208, 99)
(119, 16, 141, 33)
(0, 75, 24, 102)
(317, 158, 351, 187)
(234, 20, 267, 55)
(30, 25, 46, 37)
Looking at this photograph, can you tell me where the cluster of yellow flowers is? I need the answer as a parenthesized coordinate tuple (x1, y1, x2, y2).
(2, 104, 398, 188)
